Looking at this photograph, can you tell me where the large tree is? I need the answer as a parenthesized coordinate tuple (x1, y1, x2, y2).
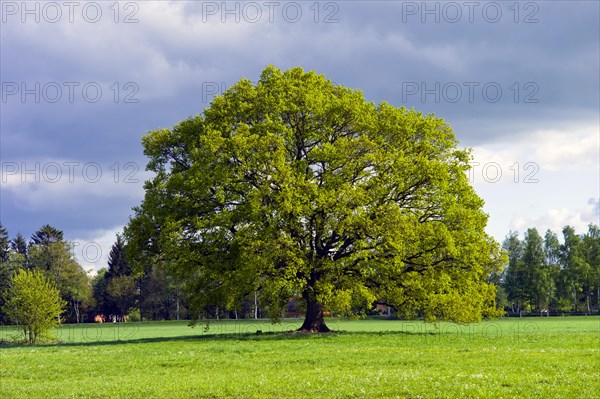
(125, 66, 504, 332)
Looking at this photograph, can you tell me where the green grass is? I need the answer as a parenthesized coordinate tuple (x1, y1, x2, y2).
(1, 317, 598, 398)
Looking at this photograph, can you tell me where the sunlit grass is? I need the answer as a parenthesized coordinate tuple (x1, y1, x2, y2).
(1, 317, 598, 398)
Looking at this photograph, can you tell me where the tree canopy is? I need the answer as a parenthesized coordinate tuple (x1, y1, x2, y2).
(30, 224, 64, 247)
(125, 65, 504, 332)
(27, 225, 92, 323)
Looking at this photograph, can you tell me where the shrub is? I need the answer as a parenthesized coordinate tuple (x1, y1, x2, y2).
(3, 269, 66, 344)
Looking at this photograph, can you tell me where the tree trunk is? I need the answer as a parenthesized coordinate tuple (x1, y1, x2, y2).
(74, 301, 80, 324)
(298, 294, 330, 333)
(254, 292, 258, 320)
(139, 279, 143, 322)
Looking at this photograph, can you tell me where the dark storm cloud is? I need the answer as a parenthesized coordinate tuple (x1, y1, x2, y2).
(0, 0, 598, 245)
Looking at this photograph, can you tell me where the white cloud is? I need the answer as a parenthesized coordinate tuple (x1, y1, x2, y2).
(467, 121, 598, 242)
(470, 122, 599, 186)
(509, 198, 599, 236)
(70, 226, 124, 274)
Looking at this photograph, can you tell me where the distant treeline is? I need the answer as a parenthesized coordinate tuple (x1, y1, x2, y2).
(492, 224, 599, 315)
(0, 223, 262, 323)
(1, 222, 598, 324)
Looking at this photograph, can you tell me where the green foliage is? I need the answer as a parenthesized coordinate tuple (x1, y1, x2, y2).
(126, 65, 504, 330)
(502, 224, 600, 314)
(0, 252, 26, 323)
(107, 234, 131, 278)
(2, 269, 66, 344)
(138, 262, 185, 321)
(107, 275, 137, 315)
(30, 224, 63, 246)
(502, 231, 526, 311)
(10, 233, 28, 262)
(91, 268, 110, 314)
(128, 307, 141, 322)
(28, 241, 91, 322)
(523, 228, 555, 312)
(0, 223, 9, 262)
(90, 235, 139, 318)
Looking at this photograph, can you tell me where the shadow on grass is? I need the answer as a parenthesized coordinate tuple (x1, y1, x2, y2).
(0, 328, 445, 348)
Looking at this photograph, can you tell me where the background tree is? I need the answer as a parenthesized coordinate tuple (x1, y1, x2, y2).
(106, 234, 131, 279)
(0, 225, 28, 323)
(28, 225, 65, 272)
(92, 268, 110, 315)
(125, 65, 504, 332)
(558, 226, 589, 311)
(2, 269, 66, 344)
(0, 223, 9, 263)
(580, 224, 599, 312)
(544, 230, 561, 268)
(522, 228, 555, 314)
(139, 262, 186, 320)
(11, 233, 28, 267)
(0, 252, 26, 324)
(94, 236, 137, 318)
(28, 229, 91, 323)
(502, 225, 599, 315)
(0, 223, 10, 322)
(487, 268, 508, 312)
(106, 275, 136, 317)
(502, 232, 526, 313)
(58, 261, 92, 323)
(30, 224, 63, 247)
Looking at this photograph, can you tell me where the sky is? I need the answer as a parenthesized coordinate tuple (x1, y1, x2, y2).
(1, 0, 599, 272)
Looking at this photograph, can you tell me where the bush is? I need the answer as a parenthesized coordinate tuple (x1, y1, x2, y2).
(128, 308, 141, 322)
(2, 269, 66, 344)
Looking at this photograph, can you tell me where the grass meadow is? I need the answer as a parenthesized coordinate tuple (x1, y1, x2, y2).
(0, 317, 598, 398)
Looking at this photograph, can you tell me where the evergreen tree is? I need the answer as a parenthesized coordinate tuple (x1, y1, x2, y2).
(0, 223, 9, 263)
(92, 268, 111, 315)
(30, 224, 64, 247)
(107, 234, 131, 278)
(0, 252, 27, 324)
(10, 233, 28, 268)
